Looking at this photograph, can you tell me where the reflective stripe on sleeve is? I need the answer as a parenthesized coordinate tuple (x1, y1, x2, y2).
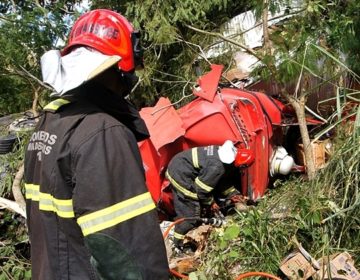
(44, 99, 70, 111)
(192, 148, 199, 169)
(222, 187, 236, 196)
(25, 183, 75, 218)
(195, 177, 214, 193)
(165, 171, 198, 200)
(77, 192, 155, 236)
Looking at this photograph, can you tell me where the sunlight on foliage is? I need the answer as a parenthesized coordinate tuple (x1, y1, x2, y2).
(196, 127, 359, 279)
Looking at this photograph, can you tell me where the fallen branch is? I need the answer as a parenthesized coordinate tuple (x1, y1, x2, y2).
(0, 197, 26, 218)
(321, 199, 360, 224)
(185, 24, 263, 63)
(12, 163, 26, 209)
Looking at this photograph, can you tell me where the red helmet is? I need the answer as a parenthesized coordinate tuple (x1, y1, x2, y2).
(62, 9, 143, 72)
(234, 148, 255, 167)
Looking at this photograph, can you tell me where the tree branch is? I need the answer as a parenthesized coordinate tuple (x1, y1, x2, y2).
(203, 8, 306, 52)
(16, 66, 53, 90)
(185, 24, 263, 62)
(0, 15, 15, 23)
(151, 80, 193, 115)
(0, 197, 26, 218)
(12, 163, 26, 209)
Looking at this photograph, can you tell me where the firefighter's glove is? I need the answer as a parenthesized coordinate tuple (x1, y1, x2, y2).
(210, 202, 220, 215)
(211, 202, 220, 212)
(201, 206, 211, 218)
(201, 202, 219, 218)
(229, 194, 244, 204)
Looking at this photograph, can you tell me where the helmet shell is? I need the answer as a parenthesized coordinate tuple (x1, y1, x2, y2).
(62, 9, 141, 72)
(270, 146, 295, 176)
(234, 149, 255, 167)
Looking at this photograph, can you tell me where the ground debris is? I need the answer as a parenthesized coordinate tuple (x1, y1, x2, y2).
(168, 225, 213, 275)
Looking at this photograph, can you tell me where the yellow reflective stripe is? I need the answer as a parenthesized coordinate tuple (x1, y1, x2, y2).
(25, 183, 40, 201)
(195, 177, 213, 192)
(222, 187, 236, 196)
(44, 99, 70, 111)
(25, 183, 74, 218)
(77, 192, 155, 236)
(165, 171, 198, 200)
(39, 192, 54, 211)
(174, 232, 185, 240)
(202, 197, 214, 205)
(39, 193, 74, 218)
(192, 148, 199, 168)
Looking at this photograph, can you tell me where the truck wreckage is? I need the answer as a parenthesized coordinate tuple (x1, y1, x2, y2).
(138, 64, 313, 219)
(0, 64, 318, 221)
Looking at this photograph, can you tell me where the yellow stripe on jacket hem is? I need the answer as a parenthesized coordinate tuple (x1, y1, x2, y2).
(25, 183, 75, 218)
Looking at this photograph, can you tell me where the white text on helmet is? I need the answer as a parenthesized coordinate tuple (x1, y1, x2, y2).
(72, 23, 119, 40)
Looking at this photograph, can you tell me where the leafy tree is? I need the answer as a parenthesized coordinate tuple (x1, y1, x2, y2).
(91, 0, 252, 106)
(0, 0, 81, 116)
(90, 0, 360, 179)
(252, 0, 360, 178)
(0, 0, 358, 192)
(0, 0, 359, 278)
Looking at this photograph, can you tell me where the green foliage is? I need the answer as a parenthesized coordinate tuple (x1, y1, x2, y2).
(90, 0, 252, 106)
(199, 130, 360, 279)
(0, 119, 30, 279)
(0, 244, 31, 280)
(0, 213, 30, 280)
(314, 133, 360, 255)
(250, 0, 360, 98)
(0, 129, 30, 197)
(0, 0, 80, 115)
(0, 0, 359, 278)
(201, 206, 295, 279)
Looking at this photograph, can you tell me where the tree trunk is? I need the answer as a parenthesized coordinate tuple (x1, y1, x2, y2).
(288, 96, 317, 179)
(262, 0, 271, 56)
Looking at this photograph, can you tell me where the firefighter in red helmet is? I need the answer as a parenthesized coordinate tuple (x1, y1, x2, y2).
(165, 141, 254, 251)
(24, 9, 169, 280)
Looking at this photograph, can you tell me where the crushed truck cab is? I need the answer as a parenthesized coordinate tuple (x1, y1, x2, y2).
(138, 65, 296, 219)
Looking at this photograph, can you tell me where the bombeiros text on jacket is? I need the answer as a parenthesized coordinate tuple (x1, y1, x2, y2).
(27, 130, 57, 161)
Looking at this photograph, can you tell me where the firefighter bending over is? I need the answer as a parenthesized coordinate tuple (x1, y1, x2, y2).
(24, 9, 169, 280)
(165, 140, 254, 251)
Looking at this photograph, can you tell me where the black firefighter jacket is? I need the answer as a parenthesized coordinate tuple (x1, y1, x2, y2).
(24, 85, 169, 280)
(165, 145, 240, 207)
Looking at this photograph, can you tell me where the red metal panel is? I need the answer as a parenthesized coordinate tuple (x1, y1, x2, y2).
(137, 65, 294, 218)
(193, 64, 224, 102)
(140, 97, 185, 150)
